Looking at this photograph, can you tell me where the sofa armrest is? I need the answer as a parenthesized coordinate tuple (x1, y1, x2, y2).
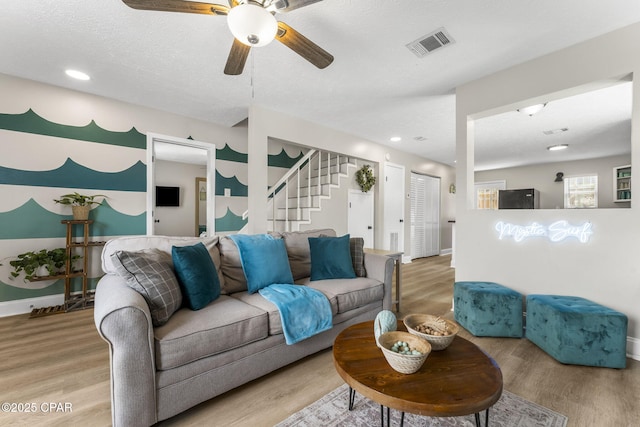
(94, 274, 157, 427)
(363, 253, 395, 311)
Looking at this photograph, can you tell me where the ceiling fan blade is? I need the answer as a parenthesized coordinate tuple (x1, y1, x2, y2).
(122, 0, 229, 15)
(224, 38, 251, 75)
(275, 21, 333, 69)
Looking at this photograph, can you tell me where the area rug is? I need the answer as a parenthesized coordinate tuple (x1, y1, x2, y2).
(276, 384, 567, 427)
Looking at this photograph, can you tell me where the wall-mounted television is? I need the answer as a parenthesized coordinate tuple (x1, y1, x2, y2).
(156, 186, 180, 207)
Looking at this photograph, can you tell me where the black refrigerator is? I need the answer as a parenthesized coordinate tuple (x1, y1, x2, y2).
(498, 188, 540, 209)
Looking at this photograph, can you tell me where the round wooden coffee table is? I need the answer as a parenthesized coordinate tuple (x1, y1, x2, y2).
(333, 321, 503, 427)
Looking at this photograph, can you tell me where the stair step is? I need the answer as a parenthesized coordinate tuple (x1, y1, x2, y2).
(271, 206, 318, 221)
(285, 195, 324, 208)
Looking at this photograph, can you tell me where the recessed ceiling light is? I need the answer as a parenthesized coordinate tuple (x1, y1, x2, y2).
(547, 144, 569, 151)
(65, 69, 90, 81)
(390, 136, 402, 142)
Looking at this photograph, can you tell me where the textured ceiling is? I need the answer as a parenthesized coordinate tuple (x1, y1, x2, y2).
(1, 0, 640, 168)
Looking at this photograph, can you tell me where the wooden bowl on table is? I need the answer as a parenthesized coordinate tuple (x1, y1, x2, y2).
(378, 331, 431, 374)
(403, 314, 459, 351)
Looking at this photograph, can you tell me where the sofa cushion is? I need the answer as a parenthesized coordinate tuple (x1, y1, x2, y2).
(218, 235, 248, 294)
(309, 234, 356, 281)
(172, 242, 221, 310)
(281, 229, 336, 280)
(153, 295, 268, 370)
(229, 234, 294, 293)
(299, 277, 383, 314)
(102, 235, 225, 290)
(110, 249, 182, 327)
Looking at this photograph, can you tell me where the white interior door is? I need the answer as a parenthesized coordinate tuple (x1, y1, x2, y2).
(348, 190, 374, 248)
(411, 172, 440, 258)
(383, 163, 405, 252)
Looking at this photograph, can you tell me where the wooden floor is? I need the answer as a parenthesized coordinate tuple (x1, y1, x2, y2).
(1, 254, 639, 426)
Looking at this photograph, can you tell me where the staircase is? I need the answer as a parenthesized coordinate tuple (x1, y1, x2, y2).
(259, 149, 357, 232)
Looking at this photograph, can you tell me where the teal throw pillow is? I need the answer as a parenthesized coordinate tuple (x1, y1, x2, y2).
(229, 234, 294, 294)
(309, 234, 357, 281)
(172, 242, 220, 310)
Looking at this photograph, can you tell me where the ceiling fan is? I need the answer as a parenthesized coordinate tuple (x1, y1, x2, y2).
(122, 0, 334, 75)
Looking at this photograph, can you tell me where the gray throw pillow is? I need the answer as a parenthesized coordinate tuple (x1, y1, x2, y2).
(350, 237, 366, 277)
(110, 249, 183, 326)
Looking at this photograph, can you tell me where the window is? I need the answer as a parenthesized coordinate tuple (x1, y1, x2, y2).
(564, 175, 598, 208)
(474, 180, 506, 210)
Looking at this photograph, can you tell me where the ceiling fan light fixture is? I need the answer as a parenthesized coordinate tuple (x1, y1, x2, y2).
(517, 103, 547, 116)
(227, 3, 278, 47)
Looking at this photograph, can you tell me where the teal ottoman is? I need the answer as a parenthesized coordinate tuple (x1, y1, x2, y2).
(454, 281, 523, 337)
(526, 295, 627, 368)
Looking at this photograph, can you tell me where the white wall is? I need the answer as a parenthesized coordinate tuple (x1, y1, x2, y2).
(155, 160, 204, 237)
(475, 154, 631, 209)
(456, 23, 640, 354)
(247, 105, 456, 255)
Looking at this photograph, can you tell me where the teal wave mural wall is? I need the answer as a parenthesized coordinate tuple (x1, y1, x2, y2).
(0, 278, 101, 301)
(217, 143, 247, 163)
(0, 109, 145, 148)
(0, 199, 145, 240)
(215, 208, 248, 232)
(0, 158, 146, 191)
(216, 171, 248, 197)
(268, 148, 304, 168)
(0, 103, 250, 304)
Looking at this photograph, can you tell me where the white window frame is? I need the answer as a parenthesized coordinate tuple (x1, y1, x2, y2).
(564, 174, 598, 209)
(474, 180, 506, 210)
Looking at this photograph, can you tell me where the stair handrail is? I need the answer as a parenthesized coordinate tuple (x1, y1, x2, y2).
(267, 148, 317, 199)
(240, 149, 317, 224)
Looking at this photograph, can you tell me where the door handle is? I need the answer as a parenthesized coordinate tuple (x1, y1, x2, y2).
(399, 219, 404, 223)
(367, 226, 373, 229)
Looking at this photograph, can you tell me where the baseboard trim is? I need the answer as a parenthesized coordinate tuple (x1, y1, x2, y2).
(627, 336, 640, 361)
(0, 294, 64, 318)
(440, 248, 452, 256)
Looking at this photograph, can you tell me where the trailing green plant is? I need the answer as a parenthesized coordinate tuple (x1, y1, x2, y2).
(53, 192, 106, 206)
(355, 164, 377, 193)
(9, 248, 81, 281)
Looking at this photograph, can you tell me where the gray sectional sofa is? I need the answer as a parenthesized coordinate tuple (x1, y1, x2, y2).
(94, 229, 394, 426)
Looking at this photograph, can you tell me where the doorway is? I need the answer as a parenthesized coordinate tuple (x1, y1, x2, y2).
(410, 172, 440, 259)
(383, 163, 405, 252)
(348, 190, 374, 248)
(146, 133, 216, 236)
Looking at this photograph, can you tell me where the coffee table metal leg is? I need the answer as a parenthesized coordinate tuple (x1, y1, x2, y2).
(379, 405, 392, 427)
(348, 387, 355, 410)
(400, 411, 405, 427)
(474, 408, 490, 427)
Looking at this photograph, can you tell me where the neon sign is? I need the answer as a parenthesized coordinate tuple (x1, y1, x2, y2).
(495, 220, 593, 243)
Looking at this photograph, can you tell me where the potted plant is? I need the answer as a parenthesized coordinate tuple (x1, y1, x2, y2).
(9, 248, 81, 281)
(54, 192, 106, 220)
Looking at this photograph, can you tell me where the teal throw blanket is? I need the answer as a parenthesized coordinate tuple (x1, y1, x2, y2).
(259, 284, 333, 345)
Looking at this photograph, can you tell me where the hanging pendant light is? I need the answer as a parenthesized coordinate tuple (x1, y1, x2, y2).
(227, 3, 278, 47)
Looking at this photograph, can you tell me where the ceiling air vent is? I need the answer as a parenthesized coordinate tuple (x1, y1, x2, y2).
(406, 27, 455, 58)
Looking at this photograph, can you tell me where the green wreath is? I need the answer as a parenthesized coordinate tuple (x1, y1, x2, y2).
(355, 164, 377, 193)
